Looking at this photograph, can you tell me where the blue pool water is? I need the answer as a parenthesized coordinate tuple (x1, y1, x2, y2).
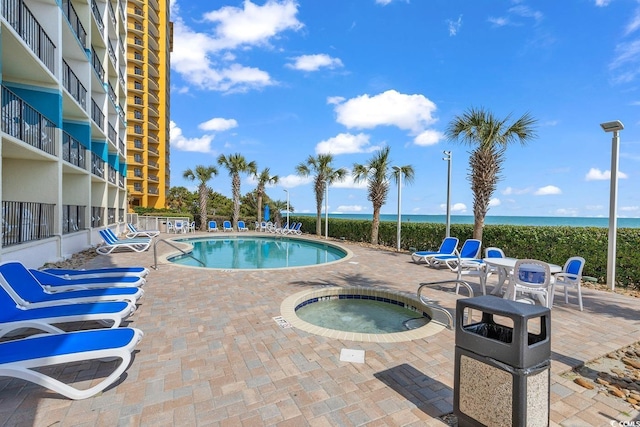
(168, 236, 347, 269)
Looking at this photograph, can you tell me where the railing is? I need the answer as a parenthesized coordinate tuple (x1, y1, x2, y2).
(91, 0, 104, 32)
(3, 0, 56, 73)
(148, 146, 159, 155)
(148, 187, 159, 195)
(148, 175, 158, 182)
(91, 206, 103, 228)
(118, 70, 126, 89)
(108, 82, 117, 105)
(133, 184, 142, 192)
(119, 174, 125, 188)
(108, 41, 116, 66)
(61, 0, 87, 48)
(108, 122, 116, 144)
(2, 201, 55, 246)
(117, 105, 125, 122)
(416, 280, 476, 330)
(119, 138, 125, 154)
(118, 0, 125, 21)
(119, 208, 125, 223)
(62, 60, 87, 108)
(62, 131, 86, 168)
(107, 207, 116, 224)
(91, 152, 104, 178)
(91, 99, 104, 129)
(153, 239, 205, 270)
(62, 204, 85, 234)
(91, 48, 105, 81)
(108, 165, 116, 184)
(2, 86, 57, 156)
(107, 0, 116, 27)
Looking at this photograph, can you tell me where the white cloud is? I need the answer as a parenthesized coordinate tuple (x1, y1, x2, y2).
(316, 133, 380, 155)
(287, 54, 344, 71)
(509, 5, 543, 22)
(609, 40, 640, 84)
(585, 168, 629, 180)
(447, 15, 463, 36)
(333, 90, 438, 134)
(375, 0, 393, 5)
(335, 205, 365, 212)
(621, 206, 640, 212)
(586, 204, 604, 211)
(332, 173, 369, 189)
(502, 186, 531, 195)
(555, 208, 579, 216)
(414, 129, 443, 146)
(595, 0, 612, 6)
(171, 1, 303, 92)
(489, 198, 501, 207)
(199, 118, 238, 132)
(488, 17, 510, 27)
(452, 203, 467, 213)
(327, 96, 346, 105)
(279, 174, 312, 188)
(534, 185, 562, 196)
(170, 121, 214, 152)
(624, 8, 640, 35)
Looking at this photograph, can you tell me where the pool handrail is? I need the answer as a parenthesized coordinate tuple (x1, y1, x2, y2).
(152, 238, 205, 270)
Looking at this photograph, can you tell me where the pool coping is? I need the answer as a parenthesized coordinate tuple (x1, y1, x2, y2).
(280, 286, 446, 343)
(157, 233, 354, 271)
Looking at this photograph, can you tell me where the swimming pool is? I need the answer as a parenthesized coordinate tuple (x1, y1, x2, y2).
(168, 236, 349, 269)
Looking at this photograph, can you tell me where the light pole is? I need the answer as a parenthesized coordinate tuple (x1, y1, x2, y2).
(600, 121, 624, 290)
(283, 189, 289, 227)
(443, 151, 452, 237)
(392, 166, 402, 251)
(324, 180, 329, 239)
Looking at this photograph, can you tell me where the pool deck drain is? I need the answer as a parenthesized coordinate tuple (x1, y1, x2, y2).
(340, 349, 365, 363)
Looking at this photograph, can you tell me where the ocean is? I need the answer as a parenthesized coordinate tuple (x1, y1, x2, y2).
(292, 213, 640, 228)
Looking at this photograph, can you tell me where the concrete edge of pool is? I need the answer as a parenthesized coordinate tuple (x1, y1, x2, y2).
(280, 286, 446, 343)
(156, 233, 355, 271)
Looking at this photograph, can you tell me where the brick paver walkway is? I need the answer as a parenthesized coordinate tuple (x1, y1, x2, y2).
(1, 232, 638, 426)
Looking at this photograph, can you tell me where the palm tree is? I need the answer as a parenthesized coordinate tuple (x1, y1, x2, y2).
(217, 153, 257, 229)
(254, 168, 279, 224)
(446, 107, 537, 241)
(183, 165, 218, 231)
(353, 146, 413, 245)
(296, 154, 347, 236)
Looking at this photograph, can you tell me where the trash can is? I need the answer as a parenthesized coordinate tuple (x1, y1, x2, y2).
(454, 295, 551, 427)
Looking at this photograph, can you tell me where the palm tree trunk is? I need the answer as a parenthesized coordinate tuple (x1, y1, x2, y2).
(473, 216, 484, 241)
(371, 205, 381, 245)
(257, 193, 263, 224)
(199, 185, 208, 231)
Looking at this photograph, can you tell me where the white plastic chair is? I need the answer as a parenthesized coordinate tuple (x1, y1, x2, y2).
(188, 221, 196, 233)
(510, 259, 554, 307)
(554, 256, 586, 311)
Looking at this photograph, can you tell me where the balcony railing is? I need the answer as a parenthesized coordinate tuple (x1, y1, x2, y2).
(62, 204, 85, 234)
(148, 187, 159, 195)
(3, 0, 56, 73)
(119, 138, 125, 154)
(108, 41, 116, 66)
(91, 0, 104, 32)
(108, 165, 116, 184)
(91, 99, 104, 129)
(108, 122, 116, 144)
(62, 60, 87, 109)
(2, 201, 55, 246)
(91, 48, 105, 81)
(119, 174, 125, 188)
(148, 175, 158, 182)
(61, 0, 87, 48)
(91, 152, 104, 178)
(91, 206, 104, 228)
(2, 86, 57, 156)
(108, 82, 117, 105)
(62, 131, 86, 169)
(107, 1, 116, 27)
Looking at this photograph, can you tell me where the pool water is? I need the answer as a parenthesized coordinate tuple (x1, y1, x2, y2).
(169, 236, 346, 269)
(295, 299, 429, 334)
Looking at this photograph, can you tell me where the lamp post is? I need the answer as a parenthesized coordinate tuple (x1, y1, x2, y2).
(443, 151, 452, 237)
(600, 120, 624, 290)
(392, 166, 402, 251)
(283, 189, 289, 227)
(324, 180, 329, 239)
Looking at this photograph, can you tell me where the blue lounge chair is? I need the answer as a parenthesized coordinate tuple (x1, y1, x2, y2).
(30, 269, 145, 291)
(41, 266, 149, 279)
(431, 239, 482, 268)
(104, 228, 151, 243)
(126, 223, 160, 238)
(97, 230, 151, 255)
(222, 221, 233, 232)
(0, 327, 143, 399)
(237, 220, 249, 232)
(289, 222, 302, 235)
(0, 284, 135, 337)
(208, 220, 219, 232)
(0, 262, 143, 308)
(411, 237, 459, 264)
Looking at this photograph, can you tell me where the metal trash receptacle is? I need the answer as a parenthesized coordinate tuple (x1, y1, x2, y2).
(454, 295, 551, 427)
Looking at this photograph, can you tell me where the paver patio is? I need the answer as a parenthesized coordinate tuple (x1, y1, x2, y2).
(1, 232, 638, 426)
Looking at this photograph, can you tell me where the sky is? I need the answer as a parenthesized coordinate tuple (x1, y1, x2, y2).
(167, 0, 640, 219)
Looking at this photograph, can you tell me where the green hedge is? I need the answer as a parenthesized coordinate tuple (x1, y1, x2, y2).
(290, 216, 640, 288)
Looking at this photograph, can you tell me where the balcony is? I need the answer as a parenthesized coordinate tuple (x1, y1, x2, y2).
(62, 204, 86, 234)
(91, 48, 105, 81)
(2, 86, 57, 156)
(3, 0, 56, 73)
(148, 175, 158, 182)
(62, 60, 87, 109)
(91, 206, 104, 228)
(62, 132, 87, 169)
(108, 165, 116, 184)
(91, 99, 104, 129)
(2, 201, 55, 246)
(108, 122, 116, 144)
(91, 0, 104, 33)
(62, 0, 87, 48)
(91, 152, 104, 178)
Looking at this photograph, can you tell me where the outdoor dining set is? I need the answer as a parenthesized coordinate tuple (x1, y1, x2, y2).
(411, 237, 586, 311)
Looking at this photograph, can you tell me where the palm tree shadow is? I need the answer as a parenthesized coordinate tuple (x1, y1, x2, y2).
(374, 363, 453, 420)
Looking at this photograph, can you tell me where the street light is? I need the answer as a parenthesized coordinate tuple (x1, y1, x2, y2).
(443, 151, 452, 237)
(600, 120, 624, 290)
(324, 180, 329, 239)
(392, 166, 402, 251)
(283, 189, 289, 227)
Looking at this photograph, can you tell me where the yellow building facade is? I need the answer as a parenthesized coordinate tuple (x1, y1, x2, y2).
(126, 0, 171, 210)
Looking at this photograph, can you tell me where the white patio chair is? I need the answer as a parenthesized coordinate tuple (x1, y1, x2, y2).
(510, 259, 554, 308)
(554, 256, 586, 311)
